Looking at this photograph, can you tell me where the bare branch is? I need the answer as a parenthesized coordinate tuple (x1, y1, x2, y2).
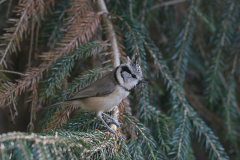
(96, 0, 120, 67)
(96, 0, 120, 131)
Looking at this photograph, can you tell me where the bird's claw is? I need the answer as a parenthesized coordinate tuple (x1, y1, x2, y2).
(102, 113, 121, 128)
(106, 120, 121, 128)
(107, 127, 117, 136)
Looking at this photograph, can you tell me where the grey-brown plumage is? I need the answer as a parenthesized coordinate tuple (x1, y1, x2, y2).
(66, 69, 117, 100)
(50, 57, 147, 134)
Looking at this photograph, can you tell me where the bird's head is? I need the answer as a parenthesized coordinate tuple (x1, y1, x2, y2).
(116, 56, 147, 91)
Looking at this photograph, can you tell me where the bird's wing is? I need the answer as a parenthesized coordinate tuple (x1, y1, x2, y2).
(66, 73, 117, 101)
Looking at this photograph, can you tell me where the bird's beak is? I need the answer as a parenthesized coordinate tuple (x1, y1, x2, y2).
(140, 79, 148, 83)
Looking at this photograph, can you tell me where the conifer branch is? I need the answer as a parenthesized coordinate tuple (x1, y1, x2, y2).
(40, 67, 110, 131)
(0, 0, 33, 67)
(35, 21, 40, 52)
(117, 16, 140, 55)
(129, 0, 133, 20)
(0, 12, 100, 108)
(207, 0, 236, 105)
(65, 0, 92, 31)
(139, 84, 148, 124)
(177, 109, 188, 159)
(45, 105, 78, 131)
(28, 15, 35, 68)
(193, 7, 216, 32)
(123, 114, 163, 160)
(0, 0, 6, 6)
(188, 111, 223, 160)
(148, 106, 171, 153)
(41, 41, 108, 100)
(18, 139, 31, 160)
(0, 0, 45, 67)
(0, 143, 5, 160)
(0, 131, 129, 159)
(144, 38, 228, 159)
(175, 0, 194, 83)
(40, 11, 100, 61)
(0, 1, 238, 159)
(28, 82, 38, 132)
(226, 54, 238, 133)
(225, 43, 239, 140)
(0, 70, 26, 76)
(6, 0, 12, 19)
(140, 0, 148, 28)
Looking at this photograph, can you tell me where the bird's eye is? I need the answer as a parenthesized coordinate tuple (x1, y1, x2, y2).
(132, 74, 136, 78)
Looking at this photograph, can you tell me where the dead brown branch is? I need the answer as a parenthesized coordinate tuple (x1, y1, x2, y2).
(0, 0, 46, 68)
(0, 0, 33, 67)
(45, 105, 78, 131)
(0, 9, 100, 110)
(65, 0, 92, 31)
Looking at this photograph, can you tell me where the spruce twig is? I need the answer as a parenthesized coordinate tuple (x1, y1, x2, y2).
(0, 70, 26, 76)
(175, 0, 195, 83)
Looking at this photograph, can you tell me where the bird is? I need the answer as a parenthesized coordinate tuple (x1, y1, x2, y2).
(50, 56, 147, 134)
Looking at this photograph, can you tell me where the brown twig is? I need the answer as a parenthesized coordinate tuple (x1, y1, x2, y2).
(0, 0, 34, 67)
(0, 0, 6, 5)
(28, 14, 35, 69)
(129, 0, 133, 20)
(6, 0, 12, 18)
(35, 21, 40, 55)
(45, 105, 78, 131)
(28, 83, 38, 132)
(140, 0, 148, 28)
(0, 70, 26, 76)
(150, 0, 186, 10)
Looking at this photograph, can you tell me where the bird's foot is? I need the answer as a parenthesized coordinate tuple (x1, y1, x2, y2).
(105, 126, 117, 136)
(102, 113, 121, 128)
(97, 113, 118, 136)
(106, 120, 121, 128)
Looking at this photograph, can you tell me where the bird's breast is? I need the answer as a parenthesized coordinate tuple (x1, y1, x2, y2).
(74, 85, 130, 112)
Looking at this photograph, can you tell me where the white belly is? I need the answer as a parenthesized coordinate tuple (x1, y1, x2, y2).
(71, 86, 129, 112)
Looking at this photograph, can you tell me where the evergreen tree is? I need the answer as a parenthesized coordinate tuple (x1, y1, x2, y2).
(0, 0, 239, 159)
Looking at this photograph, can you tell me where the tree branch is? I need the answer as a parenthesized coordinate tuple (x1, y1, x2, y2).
(150, 0, 186, 10)
(96, 0, 120, 131)
(0, 70, 26, 76)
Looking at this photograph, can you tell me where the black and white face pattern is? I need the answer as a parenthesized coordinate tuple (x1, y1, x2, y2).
(116, 59, 144, 91)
